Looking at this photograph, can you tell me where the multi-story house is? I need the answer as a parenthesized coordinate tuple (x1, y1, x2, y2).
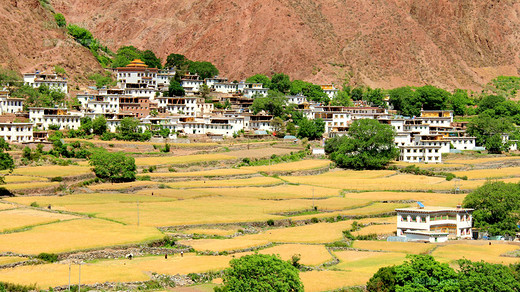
(23, 71, 68, 93)
(28, 107, 81, 130)
(0, 122, 34, 143)
(396, 205, 473, 242)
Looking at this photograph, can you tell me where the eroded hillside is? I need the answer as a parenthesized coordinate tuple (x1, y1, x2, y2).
(0, 0, 102, 84)
(49, 0, 520, 90)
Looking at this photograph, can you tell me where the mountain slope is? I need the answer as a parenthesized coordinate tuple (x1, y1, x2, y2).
(0, 0, 102, 84)
(50, 0, 520, 89)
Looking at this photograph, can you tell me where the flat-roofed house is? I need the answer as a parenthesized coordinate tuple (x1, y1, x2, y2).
(396, 205, 473, 242)
(23, 71, 68, 94)
(0, 123, 33, 143)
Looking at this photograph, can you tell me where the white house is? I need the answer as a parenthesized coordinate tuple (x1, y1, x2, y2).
(320, 84, 339, 99)
(398, 145, 442, 163)
(28, 107, 81, 130)
(181, 79, 204, 93)
(396, 206, 473, 242)
(213, 83, 237, 94)
(0, 123, 33, 143)
(205, 77, 229, 88)
(242, 83, 268, 98)
(23, 71, 68, 93)
(446, 137, 477, 151)
(287, 94, 307, 105)
(0, 97, 23, 114)
(116, 59, 158, 91)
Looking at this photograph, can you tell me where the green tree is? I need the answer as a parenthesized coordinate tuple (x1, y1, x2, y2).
(246, 74, 271, 89)
(296, 118, 324, 140)
(270, 73, 291, 94)
(118, 117, 140, 140)
(187, 61, 219, 79)
(366, 266, 397, 292)
(200, 84, 211, 101)
(165, 53, 187, 68)
(351, 87, 364, 101)
(463, 181, 520, 236)
(394, 255, 459, 291)
(80, 117, 93, 135)
(141, 50, 162, 69)
(449, 89, 473, 116)
(466, 114, 513, 147)
(250, 92, 287, 117)
(388, 86, 420, 117)
(415, 85, 451, 110)
(92, 116, 107, 135)
(365, 88, 386, 108)
(54, 66, 66, 76)
(325, 119, 398, 170)
(54, 13, 66, 27)
(88, 72, 115, 88)
(67, 24, 94, 47)
(485, 134, 506, 154)
(89, 150, 136, 183)
(216, 254, 304, 292)
(0, 67, 21, 86)
(112, 46, 142, 68)
(270, 117, 285, 137)
(457, 260, 520, 292)
(168, 79, 185, 97)
(330, 90, 353, 106)
(0, 138, 14, 184)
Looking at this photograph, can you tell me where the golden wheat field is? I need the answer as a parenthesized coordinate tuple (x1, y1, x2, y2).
(0, 219, 162, 254)
(8, 165, 93, 177)
(145, 168, 257, 178)
(165, 176, 284, 188)
(352, 241, 436, 254)
(181, 228, 238, 236)
(4, 182, 60, 191)
(0, 256, 27, 265)
(0, 253, 234, 289)
(178, 238, 270, 252)
(0, 208, 78, 232)
(256, 244, 333, 266)
(242, 159, 331, 173)
(352, 224, 397, 236)
(453, 167, 520, 179)
(133, 154, 236, 166)
(3, 150, 520, 291)
(300, 270, 368, 292)
(189, 184, 341, 199)
(432, 243, 520, 264)
(344, 191, 467, 207)
(4, 175, 48, 183)
(88, 180, 158, 191)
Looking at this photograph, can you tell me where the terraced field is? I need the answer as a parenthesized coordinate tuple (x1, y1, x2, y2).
(1, 149, 519, 291)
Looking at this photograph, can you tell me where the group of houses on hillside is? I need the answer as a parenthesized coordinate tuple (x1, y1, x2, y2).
(0, 59, 495, 163)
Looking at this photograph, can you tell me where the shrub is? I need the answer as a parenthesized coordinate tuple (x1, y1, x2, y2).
(311, 217, 319, 223)
(48, 124, 60, 131)
(137, 175, 151, 181)
(445, 173, 456, 181)
(342, 230, 355, 240)
(266, 219, 275, 226)
(325, 241, 351, 248)
(89, 150, 136, 183)
(356, 234, 378, 240)
(30, 202, 39, 207)
(50, 176, 63, 182)
(37, 253, 58, 263)
(0, 282, 37, 292)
